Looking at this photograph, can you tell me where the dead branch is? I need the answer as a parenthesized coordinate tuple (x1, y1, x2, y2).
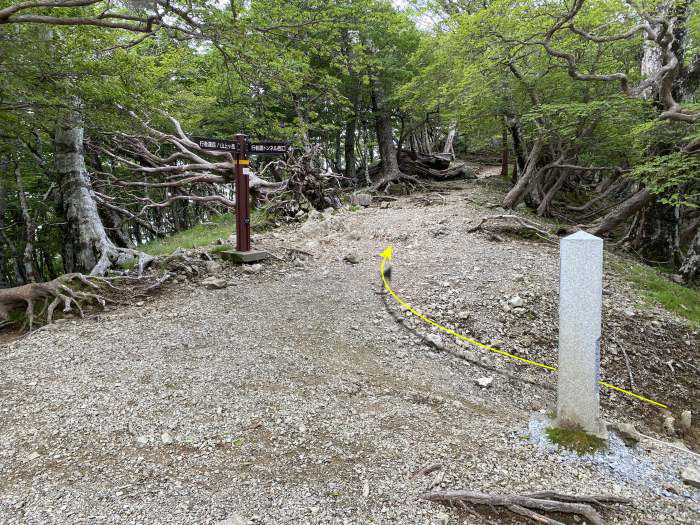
(421, 489, 631, 525)
(468, 215, 557, 242)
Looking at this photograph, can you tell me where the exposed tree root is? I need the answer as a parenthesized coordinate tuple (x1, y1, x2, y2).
(421, 489, 630, 525)
(0, 274, 108, 332)
(370, 170, 423, 193)
(468, 215, 557, 242)
(0, 269, 174, 332)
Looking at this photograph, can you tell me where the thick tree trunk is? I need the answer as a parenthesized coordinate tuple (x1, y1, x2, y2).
(588, 188, 655, 237)
(55, 105, 129, 275)
(371, 74, 401, 179)
(680, 226, 700, 283)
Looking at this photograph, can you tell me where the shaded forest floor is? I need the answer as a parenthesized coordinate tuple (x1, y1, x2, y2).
(0, 168, 698, 524)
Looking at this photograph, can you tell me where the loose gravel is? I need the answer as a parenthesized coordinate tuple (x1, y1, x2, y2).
(0, 170, 698, 524)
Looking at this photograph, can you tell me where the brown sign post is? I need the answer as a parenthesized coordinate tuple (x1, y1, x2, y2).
(234, 133, 251, 252)
(190, 133, 289, 264)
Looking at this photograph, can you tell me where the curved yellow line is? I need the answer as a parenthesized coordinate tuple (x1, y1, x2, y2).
(380, 257, 668, 409)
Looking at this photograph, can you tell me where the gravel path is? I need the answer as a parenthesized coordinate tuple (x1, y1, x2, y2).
(1, 171, 698, 524)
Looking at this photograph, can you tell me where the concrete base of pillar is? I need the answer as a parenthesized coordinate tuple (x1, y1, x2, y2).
(220, 250, 269, 264)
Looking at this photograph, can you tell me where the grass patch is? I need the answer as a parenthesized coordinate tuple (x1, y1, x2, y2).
(118, 258, 137, 270)
(546, 425, 607, 455)
(610, 258, 700, 326)
(140, 210, 274, 256)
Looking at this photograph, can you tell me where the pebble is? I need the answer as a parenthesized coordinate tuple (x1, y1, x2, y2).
(243, 264, 262, 274)
(425, 334, 444, 350)
(202, 277, 228, 289)
(475, 377, 493, 388)
(681, 465, 700, 488)
(508, 295, 524, 308)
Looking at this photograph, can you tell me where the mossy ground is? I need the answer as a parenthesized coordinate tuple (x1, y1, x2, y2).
(546, 425, 607, 455)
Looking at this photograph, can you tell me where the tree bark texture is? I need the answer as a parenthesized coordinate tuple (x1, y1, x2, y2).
(680, 225, 700, 283)
(55, 106, 119, 274)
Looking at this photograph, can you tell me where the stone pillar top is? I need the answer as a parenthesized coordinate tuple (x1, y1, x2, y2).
(562, 231, 603, 243)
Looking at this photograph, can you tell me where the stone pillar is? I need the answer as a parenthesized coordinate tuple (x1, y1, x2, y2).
(556, 231, 607, 439)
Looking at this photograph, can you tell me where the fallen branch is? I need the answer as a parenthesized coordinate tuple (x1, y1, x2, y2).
(421, 489, 631, 525)
(468, 215, 557, 242)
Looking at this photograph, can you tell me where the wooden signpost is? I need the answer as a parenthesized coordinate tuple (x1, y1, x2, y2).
(192, 133, 289, 263)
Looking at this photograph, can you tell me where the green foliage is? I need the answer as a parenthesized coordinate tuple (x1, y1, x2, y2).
(546, 425, 607, 456)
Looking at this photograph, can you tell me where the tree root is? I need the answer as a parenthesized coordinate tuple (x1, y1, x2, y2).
(0, 271, 166, 333)
(0, 274, 108, 332)
(468, 214, 557, 242)
(421, 489, 631, 525)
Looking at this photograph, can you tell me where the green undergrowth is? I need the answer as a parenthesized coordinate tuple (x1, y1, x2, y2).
(546, 425, 607, 455)
(609, 258, 700, 326)
(141, 210, 274, 256)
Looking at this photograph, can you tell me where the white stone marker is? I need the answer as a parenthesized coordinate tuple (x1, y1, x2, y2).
(556, 231, 607, 439)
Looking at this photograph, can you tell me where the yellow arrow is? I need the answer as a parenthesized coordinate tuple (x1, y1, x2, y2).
(379, 246, 667, 408)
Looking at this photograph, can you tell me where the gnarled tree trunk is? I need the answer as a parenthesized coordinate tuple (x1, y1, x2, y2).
(680, 226, 699, 283)
(502, 136, 544, 209)
(54, 105, 144, 275)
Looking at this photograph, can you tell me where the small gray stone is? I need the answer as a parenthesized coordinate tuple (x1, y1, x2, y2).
(202, 277, 228, 290)
(613, 422, 642, 445)
(425, 334, 444, 350)
(475, 377, 493, 388)
(343, 253, 360, 265)
(161, 432, 173, 445)
(217, 514, 246, 525)
(508, 295, 524, 308)
(681, 465, 700, 488)
(205, 261, 223, 274)
(679, 410, 691, 435)
(243, 264, 262, 274)
(350, 193, 372, 207)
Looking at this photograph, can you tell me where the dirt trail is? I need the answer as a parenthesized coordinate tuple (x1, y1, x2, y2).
(0, 170, 698, 524)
